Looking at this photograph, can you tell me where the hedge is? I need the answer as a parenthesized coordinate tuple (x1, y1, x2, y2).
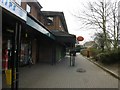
(95, 50, 120, 64)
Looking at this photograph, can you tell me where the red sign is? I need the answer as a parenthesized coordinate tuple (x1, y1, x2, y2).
(77, 36, 84, 41)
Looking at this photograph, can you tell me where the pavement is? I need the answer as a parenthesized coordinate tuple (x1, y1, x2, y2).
(18, 53, 119, 88)
(86, 57, 120, 80)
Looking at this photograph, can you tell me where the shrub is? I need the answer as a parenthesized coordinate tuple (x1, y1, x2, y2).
(81, 47, 120, 64)
(89, 48, 101, 58)
(81, 48, 101, 58)
(80, 49, 88, 56)
(96, 50, 120, 64)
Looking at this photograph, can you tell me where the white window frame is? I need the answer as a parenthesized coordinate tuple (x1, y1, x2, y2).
(26, 4, 31, 13)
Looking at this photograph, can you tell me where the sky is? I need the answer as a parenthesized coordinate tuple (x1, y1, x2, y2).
(37, 0, 98, 44)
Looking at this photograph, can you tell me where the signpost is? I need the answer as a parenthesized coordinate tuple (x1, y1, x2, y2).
(77, 36, 84, 41)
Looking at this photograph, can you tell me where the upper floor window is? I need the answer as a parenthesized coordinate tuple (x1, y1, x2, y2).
(46, 16, 54, 25)
(26, 4, 31, 13)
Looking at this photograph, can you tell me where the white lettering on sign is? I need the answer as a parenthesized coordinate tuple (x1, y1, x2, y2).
(0, 0, 16, 11)
(0, 0, 27, 21)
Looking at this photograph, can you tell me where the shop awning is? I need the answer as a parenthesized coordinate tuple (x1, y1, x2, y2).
(26, 16, 55, 40)
(50, 30, 76, 44)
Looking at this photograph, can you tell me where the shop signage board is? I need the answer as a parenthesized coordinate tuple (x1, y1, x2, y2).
(77, 36, 84, 41)
(0, 0, 27, 21)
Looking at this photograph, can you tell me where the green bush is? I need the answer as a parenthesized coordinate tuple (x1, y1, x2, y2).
(80, 48, 101, 58)
(89, 48, 101, 58)
(81, 47, 120, 64)
(96, 50, 120, 64)
(80, 49, 87, 56)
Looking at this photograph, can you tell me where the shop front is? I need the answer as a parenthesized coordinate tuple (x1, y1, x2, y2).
(1, 0, 76, 89)
(26, 15, 56, 64)
(50, 30, 76, 63)
(1, 0, 27, 88)
(1, 1, 55, 89)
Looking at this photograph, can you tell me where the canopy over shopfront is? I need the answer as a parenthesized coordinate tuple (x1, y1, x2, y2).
(50, 30, 76, 47)
(26, 15, 55, 40)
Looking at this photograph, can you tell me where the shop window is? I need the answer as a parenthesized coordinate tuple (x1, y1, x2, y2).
(46, 16, 54, 25)
(26, 4, 31, 13)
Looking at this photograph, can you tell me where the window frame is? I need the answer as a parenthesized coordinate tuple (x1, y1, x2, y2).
(26, 4, 31, 13)
(46, 16, 54, 26)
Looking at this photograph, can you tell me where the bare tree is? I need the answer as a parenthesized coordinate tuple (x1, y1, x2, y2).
(109, 1, 119, 50)
(94, 32, 111, 51)
(73, 0, 119, 51)
(94, 32, 105, 51)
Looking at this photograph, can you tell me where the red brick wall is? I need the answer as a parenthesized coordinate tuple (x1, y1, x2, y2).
(21, 2, 26, 10)
(21, 2, 40, 20)
(45, 16, 65, 31)
(38, 13, 45, 25)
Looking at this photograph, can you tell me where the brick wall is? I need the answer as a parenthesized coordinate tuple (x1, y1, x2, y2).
(45, 16, 65, 31)
(21, 2, 41, 20)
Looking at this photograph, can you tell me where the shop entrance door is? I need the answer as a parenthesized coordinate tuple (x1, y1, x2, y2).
(20, 43, 32, 66)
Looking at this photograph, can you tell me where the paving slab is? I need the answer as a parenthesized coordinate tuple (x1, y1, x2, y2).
(19, 54, 119, 88)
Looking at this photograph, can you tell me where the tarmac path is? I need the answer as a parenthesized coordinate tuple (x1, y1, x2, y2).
(19, 54, 119, 88)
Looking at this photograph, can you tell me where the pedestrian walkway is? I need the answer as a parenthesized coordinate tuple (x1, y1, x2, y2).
(87, 57, 120, 80)
(19, 54, 119, 88)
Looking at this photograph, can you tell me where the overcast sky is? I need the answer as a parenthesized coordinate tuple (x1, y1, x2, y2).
(37, 0, 100, 44)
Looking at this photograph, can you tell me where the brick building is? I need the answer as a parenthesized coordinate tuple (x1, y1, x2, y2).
(42, 11, 76, 62)
(1, 0, 76, 89)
